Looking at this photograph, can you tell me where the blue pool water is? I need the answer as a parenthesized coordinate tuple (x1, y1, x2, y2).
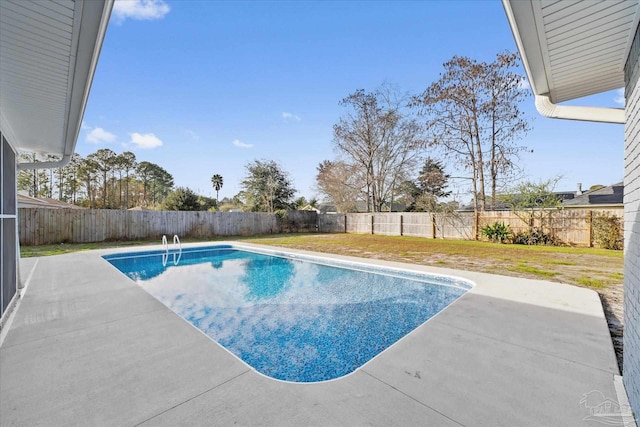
(104, 246, 471, 382)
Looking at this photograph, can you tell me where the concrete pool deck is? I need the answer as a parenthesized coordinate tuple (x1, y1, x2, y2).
(0, 242, 634, 426)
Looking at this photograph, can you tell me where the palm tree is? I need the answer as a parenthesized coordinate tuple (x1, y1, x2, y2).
(211, 174, 223, 204)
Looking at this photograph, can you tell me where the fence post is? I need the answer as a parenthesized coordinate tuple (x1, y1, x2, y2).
(400, 214, 404, 236)
(474, 211, 480, 240)
(588, 210, 593, 247)
(371, 214, 374, 234)
(344, 214, 347, 234)
(431, 213, 437, 239)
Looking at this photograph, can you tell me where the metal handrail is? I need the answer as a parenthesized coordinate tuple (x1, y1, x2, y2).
(161, 234, 182, 266)
(172, 235, 182, 265)
(161, 235, 168, 267)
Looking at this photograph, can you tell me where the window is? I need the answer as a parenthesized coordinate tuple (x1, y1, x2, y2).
(1, 132, 17, 318)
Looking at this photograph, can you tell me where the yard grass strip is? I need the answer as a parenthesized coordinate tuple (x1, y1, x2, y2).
(20, 233, 623, 291)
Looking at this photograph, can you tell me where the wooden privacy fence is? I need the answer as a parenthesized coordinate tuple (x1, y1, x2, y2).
(18, 208, 317, 245)
(317, 209, 624, 246)
(18, 207, 624, 246)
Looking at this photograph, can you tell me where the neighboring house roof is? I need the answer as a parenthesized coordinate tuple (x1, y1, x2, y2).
(317, 203, 338, 214)
(18, 194, 85, 209)
(503, 0, 638, 103)
(456, 184, 620, 211)
(353, 201, 407, 213)
(0, 0, 113, 163)
(299, 205, 320, 212)
(554, 191, 576, 202)
(457, 201, 509, 212)
(562, 182, 624, 208)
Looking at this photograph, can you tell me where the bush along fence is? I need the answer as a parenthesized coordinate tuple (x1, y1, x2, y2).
(18, 207, 623, 248)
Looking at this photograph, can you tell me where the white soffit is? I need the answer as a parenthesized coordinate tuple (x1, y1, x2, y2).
(504, 0, 640, 103)
(0, 0, 112, 156)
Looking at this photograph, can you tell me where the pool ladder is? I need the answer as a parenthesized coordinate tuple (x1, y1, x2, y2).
(162, 234, 182, 266)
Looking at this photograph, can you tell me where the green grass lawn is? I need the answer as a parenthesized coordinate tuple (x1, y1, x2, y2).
(243, 234, 622, 290)
(20, 233, 623, 291)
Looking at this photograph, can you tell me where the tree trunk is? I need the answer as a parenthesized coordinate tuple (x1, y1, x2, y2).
(125, 172, 129, 208)
(473, 117, 486, 211)
(102, 172, 107, 207)
(143, 182, 147, 206)
(118, 173, 123, 208)
(32, 169, 37, 197)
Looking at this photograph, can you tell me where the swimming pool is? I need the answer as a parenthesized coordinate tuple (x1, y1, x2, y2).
(104, 245, 473, 382)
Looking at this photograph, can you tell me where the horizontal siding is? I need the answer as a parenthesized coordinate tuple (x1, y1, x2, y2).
(624, 28, 640, 418)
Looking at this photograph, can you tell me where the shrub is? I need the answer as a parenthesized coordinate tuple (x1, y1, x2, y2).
(163, 187, 199, 211)
(512, 228, 563, 246)
(274, 209, 288, 221)
(275, 209, 297, 233)
(592, 213, 623, 250)
(480, 222, 512, 243)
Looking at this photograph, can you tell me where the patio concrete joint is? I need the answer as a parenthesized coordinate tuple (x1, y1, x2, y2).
(134, 369, 252, 427)
(445, 322, 619, 376)
(359, 370, 465, 426)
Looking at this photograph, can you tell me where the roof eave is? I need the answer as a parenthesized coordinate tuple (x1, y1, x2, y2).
(502, 0, 548, 98)
(563, 204, 623, 209)
(16, 0, 114, 170)
(502, 0, 630, 124)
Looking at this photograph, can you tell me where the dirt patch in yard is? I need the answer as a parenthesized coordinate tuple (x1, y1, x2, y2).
(601, 285, 624, 371)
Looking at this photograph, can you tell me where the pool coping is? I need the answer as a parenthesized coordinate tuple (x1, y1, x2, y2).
(0, 241, 634, 426)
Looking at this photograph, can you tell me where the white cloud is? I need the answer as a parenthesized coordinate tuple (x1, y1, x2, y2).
(130, 132, 163, 149)
(614, 88, 625, 106)
(232, 139, 253, 148)
(112, 0, 170, 23)
(80, 121, 91, 130)
(86, 127, 116, 144)
(282, 112, 301, 122)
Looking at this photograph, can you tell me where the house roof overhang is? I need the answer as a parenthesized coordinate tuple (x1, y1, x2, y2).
(502, 0, 639, 124)
(0, 0, 113, 168)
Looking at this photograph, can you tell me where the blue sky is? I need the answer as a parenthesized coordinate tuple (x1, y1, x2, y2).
(79, 0, 625, 202)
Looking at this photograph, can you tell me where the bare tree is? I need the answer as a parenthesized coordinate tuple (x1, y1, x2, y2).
(333, 86, 424, 212)
(484, 52, 531, 207)
(412, 52, 530, 218)
(315, 160, 364, 212)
